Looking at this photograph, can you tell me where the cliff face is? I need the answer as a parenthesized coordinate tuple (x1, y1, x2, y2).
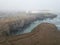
(0, 13, 57, 35)
(0, 23, 60, 45)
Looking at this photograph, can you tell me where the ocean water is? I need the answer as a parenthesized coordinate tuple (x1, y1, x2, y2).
(19, 13, 60, 34)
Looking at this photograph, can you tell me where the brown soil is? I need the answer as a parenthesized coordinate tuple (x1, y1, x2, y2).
(0, 23, 60, 45)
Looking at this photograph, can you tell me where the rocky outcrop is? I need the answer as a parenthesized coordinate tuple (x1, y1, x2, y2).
(0, 23, 60, 45)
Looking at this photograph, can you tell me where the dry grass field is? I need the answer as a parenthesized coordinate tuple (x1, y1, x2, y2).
(0, 23, 60, 45)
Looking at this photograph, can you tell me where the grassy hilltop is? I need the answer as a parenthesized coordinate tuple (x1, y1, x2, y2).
(0, 23, 60, 45)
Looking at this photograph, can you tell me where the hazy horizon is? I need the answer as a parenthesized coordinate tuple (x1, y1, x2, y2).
(0, 0, 60, 12)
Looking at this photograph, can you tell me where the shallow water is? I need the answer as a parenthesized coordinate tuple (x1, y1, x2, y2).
(19, 13, 60, 34)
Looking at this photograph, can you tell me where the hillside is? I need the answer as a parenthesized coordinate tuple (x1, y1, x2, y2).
(0, 23, 60, 45)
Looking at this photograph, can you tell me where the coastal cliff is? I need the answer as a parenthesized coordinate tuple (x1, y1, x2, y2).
(0, 13, 57, 35)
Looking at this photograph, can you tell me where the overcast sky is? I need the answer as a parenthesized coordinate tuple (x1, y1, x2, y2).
(0, 0, 60, 11)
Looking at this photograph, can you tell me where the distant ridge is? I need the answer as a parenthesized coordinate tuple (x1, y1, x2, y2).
(26, 10, 55, 13)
